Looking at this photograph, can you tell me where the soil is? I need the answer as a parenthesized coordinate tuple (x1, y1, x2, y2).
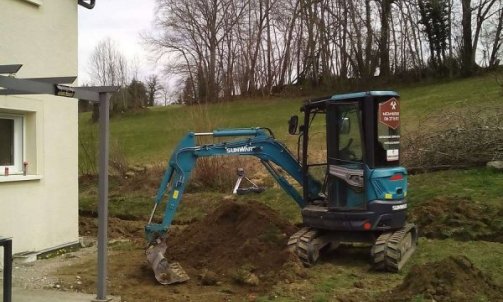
(410, 196, 503, 242)
(165, 201, 300, 289)
(79, 216, 145, 244)
(381, 256, 503, 302)
(53, 201, 305, 301)
(15, 192, 503, 301)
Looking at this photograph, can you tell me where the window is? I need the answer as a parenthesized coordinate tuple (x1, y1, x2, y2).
(0, 114, 23, 175)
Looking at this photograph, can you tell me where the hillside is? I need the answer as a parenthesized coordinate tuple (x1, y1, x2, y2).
(79, 75, 501, 165)
(75, 75, 503, 302)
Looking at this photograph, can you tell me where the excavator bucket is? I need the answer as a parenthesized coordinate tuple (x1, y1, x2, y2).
(145, 238, 190, 285)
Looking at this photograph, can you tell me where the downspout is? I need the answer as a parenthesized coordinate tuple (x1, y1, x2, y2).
(78, 0, 95, 9)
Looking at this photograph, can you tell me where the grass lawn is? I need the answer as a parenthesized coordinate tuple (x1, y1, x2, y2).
(79, 73, 503, 224)
(79, 74, 502, 166)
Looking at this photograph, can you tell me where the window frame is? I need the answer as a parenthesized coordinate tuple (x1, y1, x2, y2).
(0, 113, 24, 175)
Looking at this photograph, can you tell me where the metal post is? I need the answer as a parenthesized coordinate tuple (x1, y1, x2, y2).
(1, 238, 12, 302)
(95, 93, 111, 302)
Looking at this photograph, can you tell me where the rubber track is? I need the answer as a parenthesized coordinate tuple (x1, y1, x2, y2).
(287, 227, 320, 267)
(371, 223, 417, 272)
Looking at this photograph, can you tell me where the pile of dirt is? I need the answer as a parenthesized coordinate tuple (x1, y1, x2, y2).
(166, 201, 301, 288)
(382, 256, 503, 302)
(410, 196, 503, 242)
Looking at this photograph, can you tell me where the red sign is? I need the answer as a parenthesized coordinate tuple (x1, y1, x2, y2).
(379, 97, 400, 129)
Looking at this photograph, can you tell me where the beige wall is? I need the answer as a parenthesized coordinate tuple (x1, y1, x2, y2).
(0, 0, 79, 255)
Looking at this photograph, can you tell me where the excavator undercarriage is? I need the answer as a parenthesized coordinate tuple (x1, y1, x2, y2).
(288, 224, 418, 270)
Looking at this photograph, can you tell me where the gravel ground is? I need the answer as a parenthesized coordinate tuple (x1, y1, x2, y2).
(2, 239, 97, 291)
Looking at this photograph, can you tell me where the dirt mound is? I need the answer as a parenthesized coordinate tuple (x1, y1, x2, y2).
(410, 196, 503, 242)
(166, 201, 300, 288)
(382, 256, 503, 302)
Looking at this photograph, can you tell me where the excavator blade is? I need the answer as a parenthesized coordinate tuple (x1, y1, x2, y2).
(145, 238, 190, 285)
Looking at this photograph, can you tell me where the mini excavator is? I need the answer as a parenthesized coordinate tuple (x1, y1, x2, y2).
(145, 91, 418, 284)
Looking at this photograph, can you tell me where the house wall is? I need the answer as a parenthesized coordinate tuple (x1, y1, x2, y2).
(0, 0, 79, 256)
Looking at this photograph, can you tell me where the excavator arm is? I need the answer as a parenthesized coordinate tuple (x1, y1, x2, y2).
(144, 128, 321, 284)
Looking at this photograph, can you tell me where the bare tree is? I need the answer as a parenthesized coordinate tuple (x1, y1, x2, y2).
(146, 0, 503, 99)
(89, 38, 129, 86)
(88, 38, 130, 120)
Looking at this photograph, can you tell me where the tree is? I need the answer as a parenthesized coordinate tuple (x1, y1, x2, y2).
(109, 79, 147, 112)
(418, 0, 450, 71)
(89, 38, 129, 87)
(146, 0, 503, 99)
(486, 6, 503, 67)
(127, 79, 148, 109)
(88, 38, 130, 121)
(378, 0, 394, 78)
(146, 74, 161, 106)
(461, 0, 475, 76)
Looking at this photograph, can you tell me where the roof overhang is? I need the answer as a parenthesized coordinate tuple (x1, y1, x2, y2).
(0, 64, 117, 102)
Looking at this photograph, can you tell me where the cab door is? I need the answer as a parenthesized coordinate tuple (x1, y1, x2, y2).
(326, 102, 366, 210)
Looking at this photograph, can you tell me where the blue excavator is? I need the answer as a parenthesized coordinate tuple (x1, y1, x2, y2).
(144, 91, 418, 284)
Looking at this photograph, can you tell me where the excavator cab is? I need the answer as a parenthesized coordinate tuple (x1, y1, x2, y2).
(297, 92, 407, 228)
(290, 91, 417, 270)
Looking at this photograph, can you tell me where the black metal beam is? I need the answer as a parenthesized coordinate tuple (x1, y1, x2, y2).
(0, 75, 118, 102)
(0, 75, 56, 95)
(24, 76, 77, 84)
(0, 77, 77, 96)
(0, 237, 12, 302)
(0, 65, 22, 74)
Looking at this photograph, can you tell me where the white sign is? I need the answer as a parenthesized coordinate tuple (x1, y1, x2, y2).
(387, 149, 399, 161)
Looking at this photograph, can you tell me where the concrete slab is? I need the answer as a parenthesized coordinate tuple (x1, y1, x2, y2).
(0, 286, 121, 302)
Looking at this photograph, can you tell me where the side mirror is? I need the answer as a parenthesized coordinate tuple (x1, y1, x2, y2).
(340, 117, 350, 134)
(288, 115, 299, 135)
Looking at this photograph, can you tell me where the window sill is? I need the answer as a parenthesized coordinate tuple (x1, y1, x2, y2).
(0, 175, 42, 183)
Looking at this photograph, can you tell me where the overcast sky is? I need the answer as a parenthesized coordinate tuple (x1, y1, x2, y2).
(78, 0, 158, 85)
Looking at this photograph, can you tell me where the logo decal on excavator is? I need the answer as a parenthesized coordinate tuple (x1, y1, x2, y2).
(379, 97, 400, 129)
(225, 146, 254, 153)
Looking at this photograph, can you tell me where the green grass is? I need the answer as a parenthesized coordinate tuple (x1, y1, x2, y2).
(258, 238, 503, 301)
(408, 168, 503, 208)
(399, 75, 502, 131)
(79, 97, 304, 166)
(79, 74, 502, 165)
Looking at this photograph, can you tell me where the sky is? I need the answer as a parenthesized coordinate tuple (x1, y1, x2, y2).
(78, 0, 158, 85)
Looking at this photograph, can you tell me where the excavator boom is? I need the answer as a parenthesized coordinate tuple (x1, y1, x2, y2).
(144, 128, 321, 284)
